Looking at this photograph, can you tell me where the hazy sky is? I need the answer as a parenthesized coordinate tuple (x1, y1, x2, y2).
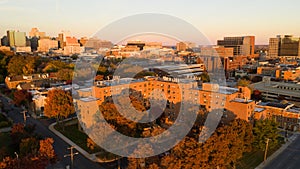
(1, 0, 300, 44)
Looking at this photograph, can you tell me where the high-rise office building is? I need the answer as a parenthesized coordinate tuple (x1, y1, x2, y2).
(14, 32, 26, 47)
(268, 35, 300, 59)
(7, 30, 15, 47)
(7, 30, 26, 47)
(217, 36, 255, 58)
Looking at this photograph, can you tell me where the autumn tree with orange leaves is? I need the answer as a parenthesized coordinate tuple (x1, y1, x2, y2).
(44, 89, 75, 130)
(13, 90, 32, 108)
(0, 138, 56, 169)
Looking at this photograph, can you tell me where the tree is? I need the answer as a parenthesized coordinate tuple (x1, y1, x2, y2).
(57, 69, 74, 81)
(146, 163, 160, 169)
(19, 137, 39, 157)
(11, 124, 27, 149)
(237, 79, 251, 87)
(7, 55, 39, 76)
(198, 72, 210, 83)
(39, 138, 56, 163)
(44, 89, 75, 130)
(22, 57, 36, 75)
(13, 90, 32, 108)
(128, 144, 154, 169)
(42, 60, 72, 73)
(87, 138, 96, 151)
(253, 119, 281, 150)
(7, 56, 26, 76)
(160, 119, 253, 169)
(0, 53, 10, 83)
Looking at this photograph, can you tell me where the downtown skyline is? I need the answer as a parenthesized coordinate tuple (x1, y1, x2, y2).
(1, 0, 300, 45)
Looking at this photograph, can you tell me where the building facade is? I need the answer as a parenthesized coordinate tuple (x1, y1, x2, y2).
(269, 35, 300, 59)
(217, 36, 255, 58)
(76, 77, 255, 128)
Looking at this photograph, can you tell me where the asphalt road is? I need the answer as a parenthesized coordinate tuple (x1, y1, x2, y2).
(264, 135, 300, 169)
(0, 94, 117, 169)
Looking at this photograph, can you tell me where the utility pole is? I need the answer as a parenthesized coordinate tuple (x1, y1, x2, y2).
(264, 138, 270, 163)
(22, 110, 27, 125)
(64, 146, 79, 169)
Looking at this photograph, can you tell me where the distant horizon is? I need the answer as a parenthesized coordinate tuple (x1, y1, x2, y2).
(1, 0, 300, 45)
(1, 28, 279, 46)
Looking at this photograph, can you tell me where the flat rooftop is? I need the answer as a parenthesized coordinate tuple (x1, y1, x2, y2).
(231, 98, 253, 104)
(252, 81, 300, 98)
(79, 97, 98, 102)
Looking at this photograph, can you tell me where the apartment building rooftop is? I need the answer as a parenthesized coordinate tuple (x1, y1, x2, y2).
(198, 83, 239, 95)
(231, 98, 253, 104)
(79, 97, 99, 102)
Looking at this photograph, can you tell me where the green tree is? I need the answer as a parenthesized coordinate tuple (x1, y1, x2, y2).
(7, 56, 26, 76)
(42, 60, 71, 73)
(57, 69, 74, 81)
(253, 119, 281, 150)
(198, 72, 210, 83)
(7, 55, 40, 76)
(0, 53, 10, 83)
(22, 57, 36, 75)
(237, 79, 251, 87)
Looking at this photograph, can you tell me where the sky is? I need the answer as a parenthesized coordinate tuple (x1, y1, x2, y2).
(1, 0, 300, 45)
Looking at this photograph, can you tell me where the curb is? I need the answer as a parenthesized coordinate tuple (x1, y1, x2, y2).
(255, 134, 299, 169)
(48, 122, 98, 162)
(0, 127, 11, 132)
(48, 121, 117, 163)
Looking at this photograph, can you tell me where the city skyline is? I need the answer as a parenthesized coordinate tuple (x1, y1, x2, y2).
(1, 0, 300, 44)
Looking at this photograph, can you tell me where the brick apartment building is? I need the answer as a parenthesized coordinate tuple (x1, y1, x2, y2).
(75, 77, 255, 129)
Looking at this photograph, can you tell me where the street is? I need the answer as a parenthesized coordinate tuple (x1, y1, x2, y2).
(264, 134, 300, 169)
(0, 94, 116, 169)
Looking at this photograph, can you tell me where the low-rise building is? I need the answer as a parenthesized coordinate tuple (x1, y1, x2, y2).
(5, 74, 51, 89)
(255, 102, 300, 131)
(252, 77, 300, 102)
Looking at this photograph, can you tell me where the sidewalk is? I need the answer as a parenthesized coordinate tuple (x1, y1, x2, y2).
(48, 121, 117, 163)
(0, 127, 11, 132)
(255, 133, 299, 169)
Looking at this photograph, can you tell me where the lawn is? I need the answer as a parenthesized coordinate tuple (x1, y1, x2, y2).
(237, 140, 284, 169)
(54, 123, 118, 161)
(55, 124, 101, 154)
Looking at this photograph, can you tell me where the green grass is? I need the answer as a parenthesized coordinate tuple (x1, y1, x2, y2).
(55, 124, 118, 161)
(237, 143, 283, 169)
(55, 124, 101, 154)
